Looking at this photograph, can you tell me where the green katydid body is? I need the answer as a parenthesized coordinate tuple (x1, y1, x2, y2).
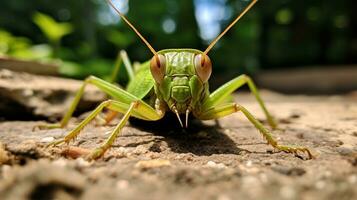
(37, 0, 313, 160)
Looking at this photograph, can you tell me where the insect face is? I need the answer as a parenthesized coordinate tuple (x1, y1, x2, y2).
(151, 50, 209, 119)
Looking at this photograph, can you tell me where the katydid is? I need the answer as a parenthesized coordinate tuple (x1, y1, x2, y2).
(36, 0, 313, 160)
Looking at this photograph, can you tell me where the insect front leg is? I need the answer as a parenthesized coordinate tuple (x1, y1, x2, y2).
(88, 100, 164, 160)
(202, 74, 277, 129)
(48, 98, 165, 160)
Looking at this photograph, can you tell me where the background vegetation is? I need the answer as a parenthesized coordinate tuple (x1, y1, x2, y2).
(0, 0, 356, 86)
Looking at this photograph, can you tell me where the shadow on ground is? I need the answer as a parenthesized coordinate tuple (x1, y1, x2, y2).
(130, 113, 245, 156)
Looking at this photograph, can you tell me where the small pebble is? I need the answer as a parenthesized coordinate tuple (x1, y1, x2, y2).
(246, 160, 253, 167)
(224, 129, 232, 134)
(75, 157, 91, 167)
(61, 147, 91, 159)
(52, 158, 67, 167)
(239, 163, 260, 174)
(116, 179, 129, 190)
(135, 159, 171, 169)
(315, 180, 326, 189)
(22, 89, 34, 97)
(280, 185, 296, 200)
(206, 161, 227, 169)
(104, 129, 113, 136)
(40, 137, 55, 143)
(348, 175, 357, 184)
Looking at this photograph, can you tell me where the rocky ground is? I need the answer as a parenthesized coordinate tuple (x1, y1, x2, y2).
(0, 71, 356, 200)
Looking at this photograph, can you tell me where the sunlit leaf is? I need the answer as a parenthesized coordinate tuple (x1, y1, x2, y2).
(33, 12, 73, 43)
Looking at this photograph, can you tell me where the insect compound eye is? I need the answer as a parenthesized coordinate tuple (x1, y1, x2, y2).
(194, 54, 212, 83)
(150, 54, 166, 84)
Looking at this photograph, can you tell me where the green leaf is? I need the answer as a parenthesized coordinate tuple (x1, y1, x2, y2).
(33, 12, 73, 43)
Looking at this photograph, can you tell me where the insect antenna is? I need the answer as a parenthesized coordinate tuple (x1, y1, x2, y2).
(107, 0, 157, 55)
(203, 0, 258, 55)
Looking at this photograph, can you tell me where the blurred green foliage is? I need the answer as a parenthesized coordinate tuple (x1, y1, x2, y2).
(0, 29, 52, 60)
(33, 12, 73, 56)
(0, 0, 356, 84)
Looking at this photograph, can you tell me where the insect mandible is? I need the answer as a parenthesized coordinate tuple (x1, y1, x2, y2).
(36, 0, 313, 160)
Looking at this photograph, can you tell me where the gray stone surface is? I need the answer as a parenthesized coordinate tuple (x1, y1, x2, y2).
(0, 90, 356, 200)
(0, 69, 105, 120)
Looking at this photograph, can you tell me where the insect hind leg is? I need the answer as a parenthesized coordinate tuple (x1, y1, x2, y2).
(196, 103, 313, 159)
(110, 50, 135, 84)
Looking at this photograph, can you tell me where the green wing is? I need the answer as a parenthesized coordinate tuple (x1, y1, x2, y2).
(126, 61, 155, 99)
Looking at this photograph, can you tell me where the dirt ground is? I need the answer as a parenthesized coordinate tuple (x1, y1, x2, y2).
(0, 90, 356, 200)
